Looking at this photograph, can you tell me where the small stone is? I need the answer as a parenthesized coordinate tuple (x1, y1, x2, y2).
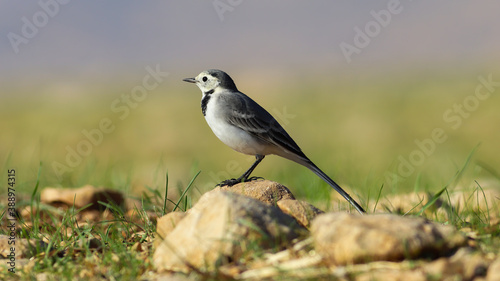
(311, 213, 467, 265)
(355, 269, 427, 281)
(277, 199, 324, 228)
(216, 180, 295, 205)
(371, 192, 434, 213)
(487, 257, 500, 281)
(448, 189, 500, 216)
(41, 185, 125, 210)
(422, 248, 490, 280)
(0, 235, 45, 259)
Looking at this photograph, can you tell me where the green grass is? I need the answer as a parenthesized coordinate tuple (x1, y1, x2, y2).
(0, 170, 200, 280)
(1, 68, 499, 279)
(0, 160, 498, 280)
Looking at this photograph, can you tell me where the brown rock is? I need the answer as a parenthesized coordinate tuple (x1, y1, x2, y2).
(154, 212, 187, 248)
(215, 180, 295, 205)
(277, 199, 324, 228)
(328, 188, 366, 213)
(41, 185, 125, 210)
(355, 269, 427, 281)
(125, 198, 143, 212)
(371, 192, 434, 213)
(487, 257, 500, 281)
(449, 248, 489, 280)
(353, 252, 490, 281)
(153, 190, 307, 272)
(0, 235, 43, 259)
(448, 188, 500, 214)
(422, 248, 489, 280)
(153, 273, 198, 281)
(423, 257, 458, 280)
(311, 213, 467, 265)
(368, 188, 500, 221)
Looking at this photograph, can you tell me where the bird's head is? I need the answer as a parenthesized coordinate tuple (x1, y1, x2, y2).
(183, 69, 238, 93)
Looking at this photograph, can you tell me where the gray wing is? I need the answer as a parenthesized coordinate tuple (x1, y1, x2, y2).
(220, 91, 309, 160)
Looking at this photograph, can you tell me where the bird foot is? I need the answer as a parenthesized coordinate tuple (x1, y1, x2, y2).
(216, 176, 265, 187)
(245, 176, 264, 182)
(216, 178, 241, 187)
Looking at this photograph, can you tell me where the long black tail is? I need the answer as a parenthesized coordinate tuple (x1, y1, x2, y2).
(306, 161, 365, 214)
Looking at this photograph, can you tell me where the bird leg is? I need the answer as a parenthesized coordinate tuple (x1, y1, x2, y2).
(216, 155, 265, 187)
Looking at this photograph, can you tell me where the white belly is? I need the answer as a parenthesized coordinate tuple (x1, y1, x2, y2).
(204, 99, 269, 156)
(205, 115, 268, 155)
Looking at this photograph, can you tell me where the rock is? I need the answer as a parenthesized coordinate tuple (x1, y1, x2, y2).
(355, 269, 427, 281)
(153, 190, 307, 272)
(371, 192, 434, 213)
(487, 257, 500, 281)
(277, 199, 324, 228)
(215, 180, 295, 205)
(328, 188, 366, 213)
(351, 248, 490, 281)
(76, 237, 103, 251)
(311, 213, 467, 265)
(423, 248, 489, 280)
(448, 188, 500, 215)
(154, 212, 187, 248)
(125, 198, 144, 212)
(41, 185, 125, 210)
(448, 247, 489, 280)
(368, 188, 500, 221)
(153, 273, 198, 281)
(217, 180, 324, 228)
(0, 235, 45, 259)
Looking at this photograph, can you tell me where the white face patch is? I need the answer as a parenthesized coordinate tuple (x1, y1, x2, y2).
(195, 71, 220, 93)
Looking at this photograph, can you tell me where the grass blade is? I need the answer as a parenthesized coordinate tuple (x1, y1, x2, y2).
(372, 183, 384, 213)
(163, 171, 169, 215)
(417, 145, 479, 216)
(417, 185, 447, 216)
(172, 171, 200, 212)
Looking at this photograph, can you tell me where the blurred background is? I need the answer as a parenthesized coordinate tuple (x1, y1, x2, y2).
(1, 1, 499, 205)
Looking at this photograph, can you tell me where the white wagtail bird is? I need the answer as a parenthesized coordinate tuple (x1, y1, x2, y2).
(183, 69, 365, 214)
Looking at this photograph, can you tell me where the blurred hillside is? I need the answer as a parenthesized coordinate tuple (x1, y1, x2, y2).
(1, 67, 499, 202)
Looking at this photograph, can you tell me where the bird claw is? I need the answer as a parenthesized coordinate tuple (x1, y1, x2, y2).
(216, 178, 241, 187)
(245, 176, 264, 182)
(216, 176, 265, 187)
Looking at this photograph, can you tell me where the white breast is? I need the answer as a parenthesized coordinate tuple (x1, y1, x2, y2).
(204, 93, 270, 156)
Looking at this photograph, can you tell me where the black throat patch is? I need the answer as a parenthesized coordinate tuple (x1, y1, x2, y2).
(201, 90, 214, 116)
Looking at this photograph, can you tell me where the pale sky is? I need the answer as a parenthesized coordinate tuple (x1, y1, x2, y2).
(1, 1, 499, 88)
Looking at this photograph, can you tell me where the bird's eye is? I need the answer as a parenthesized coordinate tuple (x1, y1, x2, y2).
(202, 76, 208, 82)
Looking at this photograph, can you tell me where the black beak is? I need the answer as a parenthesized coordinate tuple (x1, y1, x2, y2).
(183, 77, 196, 83)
